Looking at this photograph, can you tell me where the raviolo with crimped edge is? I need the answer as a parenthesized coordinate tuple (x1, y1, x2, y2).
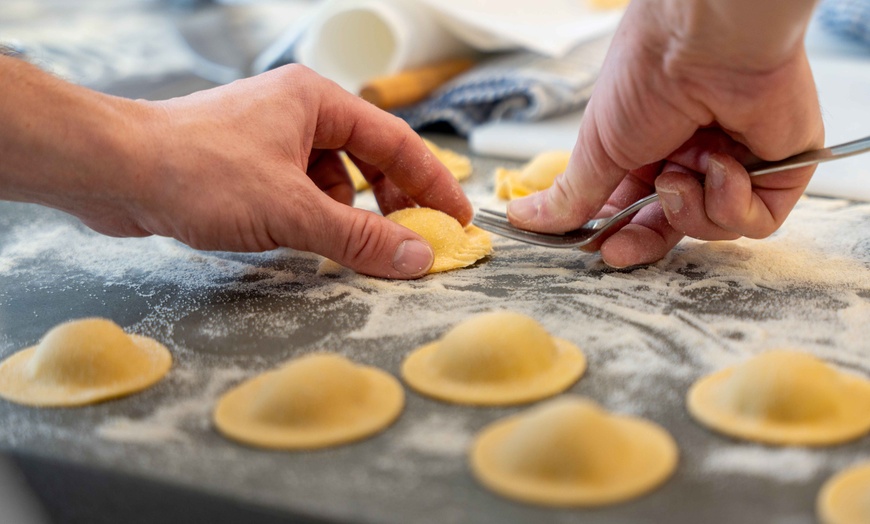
(387, 207, 491, 273)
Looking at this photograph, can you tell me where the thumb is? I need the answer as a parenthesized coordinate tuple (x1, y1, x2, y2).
(297, 195, 434, 279)
(506, 111, 629, 233)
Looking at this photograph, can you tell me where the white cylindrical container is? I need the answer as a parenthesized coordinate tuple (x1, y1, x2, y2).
(295, 0, 472, 93)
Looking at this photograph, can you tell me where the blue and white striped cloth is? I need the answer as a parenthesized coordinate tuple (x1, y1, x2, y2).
(818, 0, 870, 47)
(394, 35, 611, 136)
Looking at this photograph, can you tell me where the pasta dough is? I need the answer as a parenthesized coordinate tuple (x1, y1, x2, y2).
(214, 353, 404, 450)
(0, 318, 171, 407)
(587, 0, 629, 9)
(387, 207, 492, 273)
(818, 461, 870, 524)
(341, 153, 370, 191)
(317, 207, 490, 275)
(342, 138, 472, 191)
(402, 311, 585, 405)
(423, 138, 473, 182)
(495, 150, 571, 200)
(470, 396, 678, 507)
(687, 351, 870, 445)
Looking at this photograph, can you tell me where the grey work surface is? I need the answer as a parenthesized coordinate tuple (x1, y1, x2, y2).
(3, 2, 870, 521)
(2, 138, 870, 523)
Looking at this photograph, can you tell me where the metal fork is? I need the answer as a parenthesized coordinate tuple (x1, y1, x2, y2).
(473, 135, 870, 249)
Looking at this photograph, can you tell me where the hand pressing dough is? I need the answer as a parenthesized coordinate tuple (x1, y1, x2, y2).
(402, 311, 585, 405)
(387, 207, 492, 273)
(214, 353, 403, 450)
(687, 351, 870, 445)
(470, 396, 678, 507)
(495, 150, 571, 200)
(316, 207, 491, 276)
(0, 318, 171, 407)
(342, 138, 472, 191)
(818, 461, 870, 524)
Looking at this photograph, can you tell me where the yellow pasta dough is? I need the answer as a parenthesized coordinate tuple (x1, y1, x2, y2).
(214, 353, 404, 450)
(818, 461, 870, 524)
(342, 138, 471, 192)
(687, 351, 870, 446)
(423, 138, 473, 182)
(401, 311, 585, 405)
(387, 207, 492, 273)
(495, 150, 571, 200)
(587, 0, 630, 10)
(0, 318, 171, 407)
(341, 153, 371, 191)
(470, 396, 678, 507)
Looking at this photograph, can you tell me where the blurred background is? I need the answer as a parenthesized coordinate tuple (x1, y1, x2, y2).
(2, 0, 868, 165)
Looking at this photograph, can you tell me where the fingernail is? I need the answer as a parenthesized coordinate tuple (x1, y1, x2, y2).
(393, 240, 433, 277)
(658, 187, 683, 213)
(708, 157, 726, 190)
(508, 193, 541, 223)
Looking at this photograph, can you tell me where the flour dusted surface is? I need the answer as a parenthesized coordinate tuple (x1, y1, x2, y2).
(1, 183, 869, 523)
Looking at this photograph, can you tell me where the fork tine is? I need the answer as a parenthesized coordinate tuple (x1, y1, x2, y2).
(478, 208, 509, 219)
(473, 212, 589, 248)
(472, 215, 530, 238)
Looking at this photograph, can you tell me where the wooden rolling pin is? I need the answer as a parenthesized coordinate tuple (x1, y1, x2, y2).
(359, 58, 475, 110)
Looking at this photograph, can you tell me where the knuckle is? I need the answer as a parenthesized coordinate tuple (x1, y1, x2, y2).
(272, 190, 326, 252)
(593, 110, 642, 172)
(277, 63, 316, 83)
(537, 172, 603, 231)
(340, 212, 393, 266)
(381, 132, 413, 172)
(710, 210, 744, 237)
(741, 221, 778, 240)
(548, 173, 583, 215)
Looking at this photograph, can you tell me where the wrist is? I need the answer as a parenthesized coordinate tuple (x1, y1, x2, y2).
(0, 57, 158, 218)
(652, 0, 817, 73)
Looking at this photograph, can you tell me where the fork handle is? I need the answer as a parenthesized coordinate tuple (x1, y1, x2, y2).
(745, 135, 870, 176)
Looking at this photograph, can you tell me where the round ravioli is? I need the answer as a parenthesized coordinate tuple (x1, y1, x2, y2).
(402, 311, 585, 405)
(818, 461, 870, 524)
(687, 351, 870, 445)
(387, 207, 492, 273)
(495, 150, 571, 200)
(0, 318, 171, 407)
(214, 353, 404, 450)
(471, 396, 678, 507)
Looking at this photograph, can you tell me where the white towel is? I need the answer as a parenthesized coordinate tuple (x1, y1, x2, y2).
(256, 0, 624, 83)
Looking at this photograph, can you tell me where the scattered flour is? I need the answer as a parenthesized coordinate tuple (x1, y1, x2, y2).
(701, 446, 847, 483)
(2, 187, 870, 512)
(97, 367, 249, 444)
(393, 413, 473, 457)
(8, 4, 865, 519)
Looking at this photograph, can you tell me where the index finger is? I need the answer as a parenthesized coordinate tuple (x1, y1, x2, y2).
(310, 74, 472, 225)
